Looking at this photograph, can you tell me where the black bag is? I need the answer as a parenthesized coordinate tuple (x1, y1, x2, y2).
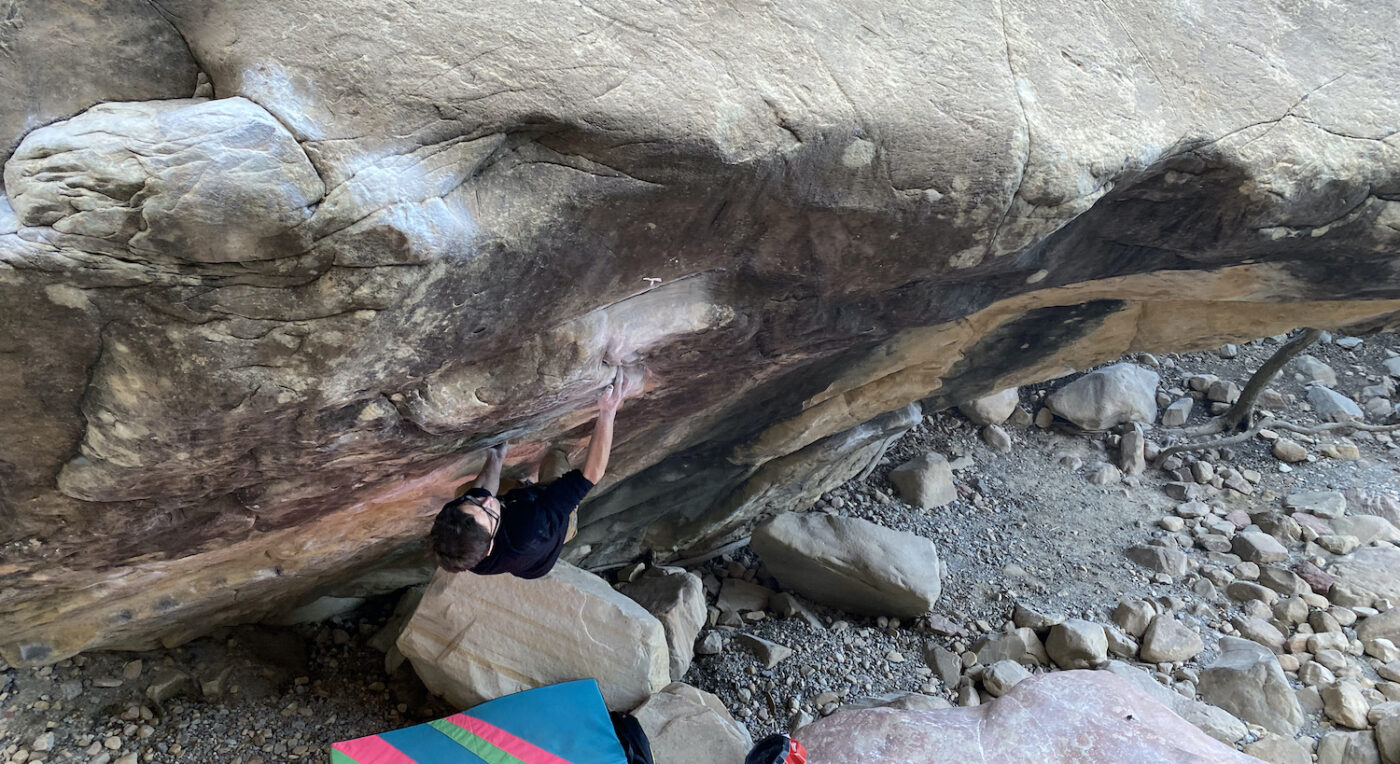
(610, 711, 655, 764)
(746, 733, 808, 764)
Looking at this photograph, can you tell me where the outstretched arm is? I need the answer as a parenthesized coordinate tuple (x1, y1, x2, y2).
(469, 443, 507, 495)
(582, 377, 636, 484)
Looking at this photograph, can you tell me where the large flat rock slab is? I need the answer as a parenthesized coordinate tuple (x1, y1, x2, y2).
(751, 512, 941, 617)
(398, 563, 670, 711)
(796, 670, 1262, 762)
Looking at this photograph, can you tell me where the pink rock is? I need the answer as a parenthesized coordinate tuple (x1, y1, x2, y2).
(1294, 561, 1336, 595)
(1225, 510, 1251, 530)
(795, 670, 1260, 763)
(1291, 513, 1332, 537)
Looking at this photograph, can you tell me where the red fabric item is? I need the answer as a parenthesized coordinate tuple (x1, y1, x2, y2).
(785, 738, 808, 764)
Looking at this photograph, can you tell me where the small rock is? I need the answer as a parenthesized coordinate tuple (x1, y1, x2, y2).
(1322, 681, 1371, 729)
(981, 660, 1033, 698)
(1046, 619, 1108, 669)
(981, 424, 1012, 453)
(1317, 534, 1360, 555)
(1308, 386, 1364, 423)
(735, 634, 792, 669)
(1140, 615, 1203, 663)
(1233, 532, 1289, 564)
(1125, 545, 1187, 577)
(1272, 439, 1308, 463)
(958, 389, 1019, 425)
(888, 453, 957, 509)
(1162, 397, 1193, 427)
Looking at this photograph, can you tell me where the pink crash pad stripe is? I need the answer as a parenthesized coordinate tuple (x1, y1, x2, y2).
(442, 713, 575, 764)
(331, 735, 417, 764)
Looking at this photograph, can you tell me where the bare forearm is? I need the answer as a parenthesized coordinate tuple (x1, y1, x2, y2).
(582, 409, 616, 484)
(471, 447, 505, 495)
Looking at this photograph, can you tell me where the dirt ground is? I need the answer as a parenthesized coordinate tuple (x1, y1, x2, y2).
(2, 330, 1397, 761)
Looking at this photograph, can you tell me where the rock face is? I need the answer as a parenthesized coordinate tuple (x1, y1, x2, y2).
(631, 682, 752, 764)
(796, 670, 1259, 762)
(1045, 364, 1160, 431)
(397, 564, 670, 711)
(1197, 636, 1304, 736)
(5, 0, 1400, 663)
(750, 512, 941, 617)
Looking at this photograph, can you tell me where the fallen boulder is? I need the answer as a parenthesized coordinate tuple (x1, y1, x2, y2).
(888, 453, 957, 509)
(631, 682, 752, 764)
(1331, 544, 1400, 603)
(795, 670, 1259, 761)
(1045, 363, 1159, 431)
(958, 388, 1020, 425)
(751, 512, 941, 617)
(619, 566, 708, 681)
(398, 564, 669, 711)
(1197, 636, 1304, 736)
(1308, 386, 1364, 423)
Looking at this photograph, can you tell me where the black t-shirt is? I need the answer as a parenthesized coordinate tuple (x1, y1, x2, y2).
(470, 469, 594, 579)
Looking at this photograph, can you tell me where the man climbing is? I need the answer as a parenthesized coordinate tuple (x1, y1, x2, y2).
(430, 374, 638, 578)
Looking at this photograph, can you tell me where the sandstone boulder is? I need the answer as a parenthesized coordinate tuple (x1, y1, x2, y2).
(1101, 661, 1247, 743)
(398, 564, 669, 711)
(795, 670, 1258, 761)
(1308, 386, 1364, 423)
(631, 682, 751, 764)
(1140, 615, 1204, 663)
(1045, 619, 1108, 669)
(6, 0, 1400, 666)
(958, 389, 1020, 425)
(888, 453, 958, 510)
(1197, 636, 1304, 736)
(1293, 355, 1339, 386)
(619, 566, 708, 680)
(1284, 490, 1347, 518)
(1332, 545, 1400, 604)
(1045, 364, 1159, 431)
(751, 513, 941, 617)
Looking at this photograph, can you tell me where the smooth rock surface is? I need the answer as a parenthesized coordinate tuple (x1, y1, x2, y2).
(958, 389, 1020, 425)
(888, 453, 958, 510)
(796, 670, 1259, 761)
(1045, 364, 1160, 431)
(6, 0, 1400, 664)
(619, 566, 708, 681)
(1198, 636, 1304, 736)
(398, 564, 669, 711)
(751, 512, 941, 617)
(631, 682, 752, 764)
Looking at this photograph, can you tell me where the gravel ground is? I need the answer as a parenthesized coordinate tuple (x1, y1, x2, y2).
(2, 330, 1397, 762)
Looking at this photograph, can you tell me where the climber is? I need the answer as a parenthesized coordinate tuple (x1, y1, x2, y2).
(429, 373, 639, 578)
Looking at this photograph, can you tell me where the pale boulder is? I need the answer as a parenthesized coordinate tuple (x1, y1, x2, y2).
(958, 388, 1020, 425)
(1045, 363, 1159, 431)
(398, 564, 669, 711)
(1045, 619, 1108, 669)
(888, 453, 957, 509)
(631, 682, 752, 764)
(1197, 637, 1304, 736)
(1309, 386, 1364, 423)
(1332, 545, 1400, 604)
(751, 513, 941, 617)
(795, 670, 1259, 761)
(619, 567, 708, 681)
(1140, 615, 1204, 663)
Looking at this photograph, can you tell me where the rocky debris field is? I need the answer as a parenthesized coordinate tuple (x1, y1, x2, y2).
(2, 330, 1399, 763)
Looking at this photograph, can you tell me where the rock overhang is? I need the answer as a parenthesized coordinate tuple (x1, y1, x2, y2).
(1, 0, 1399, 665)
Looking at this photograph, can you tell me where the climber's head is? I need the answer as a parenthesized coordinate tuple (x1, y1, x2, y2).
(430, 493, 499, 572)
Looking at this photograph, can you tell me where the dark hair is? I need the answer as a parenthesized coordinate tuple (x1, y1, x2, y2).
(430, 498, 494, 572)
